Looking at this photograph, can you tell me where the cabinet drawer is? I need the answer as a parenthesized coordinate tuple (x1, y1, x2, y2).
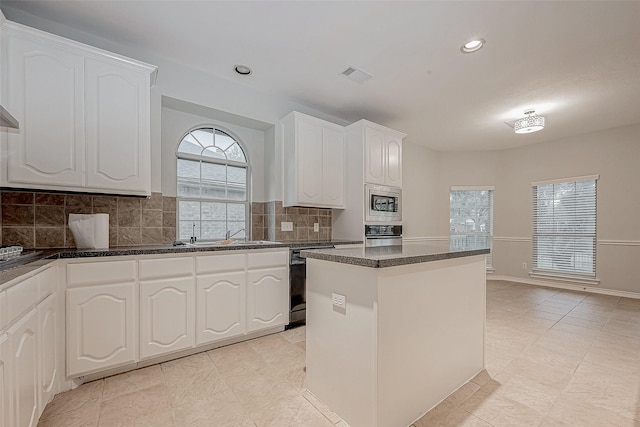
(37, 266, 57, 300)
(248, 251, 288, 269)
(6, 275, 38, 325)
(67, 260, 136, 287)
(196, 253, 245, 274)
(139, 257, 193, 280)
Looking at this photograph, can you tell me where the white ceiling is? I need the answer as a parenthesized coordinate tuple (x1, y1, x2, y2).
(2, 1, 640, 151)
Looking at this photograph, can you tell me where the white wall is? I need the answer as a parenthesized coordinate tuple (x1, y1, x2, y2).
(434, 123, 640, 295)
(161, 107, 267, 201)
(401, 141, 441, 238)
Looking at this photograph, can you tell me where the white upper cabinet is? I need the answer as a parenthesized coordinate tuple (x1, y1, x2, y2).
(85, 58, 150, 193)
(5, 35, 85, 188)
(281, 111, 345, 208)
(351, 120, 405, 188)
(1, 20, 156, 196)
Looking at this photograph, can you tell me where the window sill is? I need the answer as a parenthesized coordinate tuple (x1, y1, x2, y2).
(529, 272, 600, 286)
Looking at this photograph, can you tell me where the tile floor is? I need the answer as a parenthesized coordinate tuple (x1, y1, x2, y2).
(37, 280, 640, 427)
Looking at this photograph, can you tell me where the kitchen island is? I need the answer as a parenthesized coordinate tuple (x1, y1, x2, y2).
(302, 242, 489, 427)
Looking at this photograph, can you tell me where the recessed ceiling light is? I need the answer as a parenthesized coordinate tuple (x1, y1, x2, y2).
(460, 38, 486, 54)
(234, 65, 252, 75)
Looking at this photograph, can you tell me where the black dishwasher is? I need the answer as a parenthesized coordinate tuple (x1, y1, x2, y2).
(288, 245, 334, 329)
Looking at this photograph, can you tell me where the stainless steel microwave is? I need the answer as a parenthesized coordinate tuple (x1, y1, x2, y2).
(365, 184, 402, 222)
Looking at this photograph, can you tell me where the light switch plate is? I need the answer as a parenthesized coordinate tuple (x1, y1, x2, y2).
(313, 223, 319, 232)
(281, 221, 293, 231)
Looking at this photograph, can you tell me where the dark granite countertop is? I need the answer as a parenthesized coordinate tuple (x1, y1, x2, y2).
(301, 242, 490, 268)
(0, 239, 363, 287)
(0, 258, 57, 289)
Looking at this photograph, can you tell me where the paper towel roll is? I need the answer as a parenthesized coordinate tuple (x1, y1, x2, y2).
(69, 214, 110, 249)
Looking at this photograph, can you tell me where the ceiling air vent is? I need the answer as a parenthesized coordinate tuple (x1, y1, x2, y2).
(340, 66, 373, 84)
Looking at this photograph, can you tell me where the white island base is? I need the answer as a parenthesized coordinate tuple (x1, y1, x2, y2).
(306, 254, 486, 427)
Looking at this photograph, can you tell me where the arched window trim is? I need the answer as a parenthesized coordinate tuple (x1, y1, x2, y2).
(176, 124, 251, 242)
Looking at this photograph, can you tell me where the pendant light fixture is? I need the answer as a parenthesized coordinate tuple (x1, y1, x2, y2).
(514, 110, 545, 134)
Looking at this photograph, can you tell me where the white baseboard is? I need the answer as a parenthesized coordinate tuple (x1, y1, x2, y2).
(489, 274, 640, 300)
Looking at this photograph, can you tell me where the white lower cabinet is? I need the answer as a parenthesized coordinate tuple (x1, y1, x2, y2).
(66, 283, 137, 377)
(0, 333, 12, 427)
(37, 293, 57, 410)
(63, 249, 289, 379)
(139, 278, 195, 359)
(247, 267, 288, 333)
(196, 271, 246, 345)
(8, 309, 39, 427)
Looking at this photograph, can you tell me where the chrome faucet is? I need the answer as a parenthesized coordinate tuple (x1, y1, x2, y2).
(225, 228, 245, 240)
(190, 223, 197, 244)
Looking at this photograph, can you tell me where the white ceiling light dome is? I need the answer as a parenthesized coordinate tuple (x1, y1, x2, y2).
(460, 38, 486, 54)
(514, 110, 545, 134)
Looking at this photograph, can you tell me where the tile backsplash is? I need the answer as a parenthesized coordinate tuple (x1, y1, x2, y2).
(0, 191, 332, 249)
(0, 190, 176, 249)
(252, 201, 332, 242)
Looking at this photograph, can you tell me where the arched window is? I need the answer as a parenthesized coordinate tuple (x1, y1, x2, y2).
(176, 127, 249, 241)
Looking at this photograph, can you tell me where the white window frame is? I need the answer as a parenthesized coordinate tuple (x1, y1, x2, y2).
(176, 126, 251, 242)
(449, 186, 494, 269)
(531, 175, 598, 281)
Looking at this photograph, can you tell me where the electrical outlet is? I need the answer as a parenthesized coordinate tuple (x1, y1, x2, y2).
(332, 292, 346, 308)
(281, 221, 293, 232)
(313, 223, 319, 232)
(522, 262, 528, 270)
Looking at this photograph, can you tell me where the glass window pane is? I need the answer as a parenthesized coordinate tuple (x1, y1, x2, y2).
(179, 221, 200, 240)
(190, 129, 214, 148)
(177, 158, 200, 179)
(227, 165, 246, 184)
(532, 179, 596, 277)
(177, 178, 201, 198)
(202, 162, 226, 182)
(201, 221, 226, 240)
(177, 134, 204, 155)
(202, 146, 226, 160)
(176, 127, 249, 241)
(215, 130, 236, 151)
(201, 202, 226, 220)
(227, 222, 245, 239)
(226, 143, 246, 162)
(179, 201, 200, 220)
(227, 204, 246, 222)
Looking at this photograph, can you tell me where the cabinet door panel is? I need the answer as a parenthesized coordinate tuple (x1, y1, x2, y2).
(296, 119, 324, 204)
(322, 126, 345, 207)
(85, 58, 150, 194)
(66, 283, 136, 377)
(37, 266, 57, 301)
(385, 136, 403, 187)
(364, 127, 385, 185)
(8, 309, 38, 427)
(140, 278, 195, 359)
(0, 334, 11, 427)
(6, 36, 85, 187)
(196, 271, 246, 345)
(247, 267, 288, 332)
(37, 294, 56, 411)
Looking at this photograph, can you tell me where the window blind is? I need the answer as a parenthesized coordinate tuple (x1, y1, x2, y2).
(450, 188, 493, 268)
(532, 177, 597, 277)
